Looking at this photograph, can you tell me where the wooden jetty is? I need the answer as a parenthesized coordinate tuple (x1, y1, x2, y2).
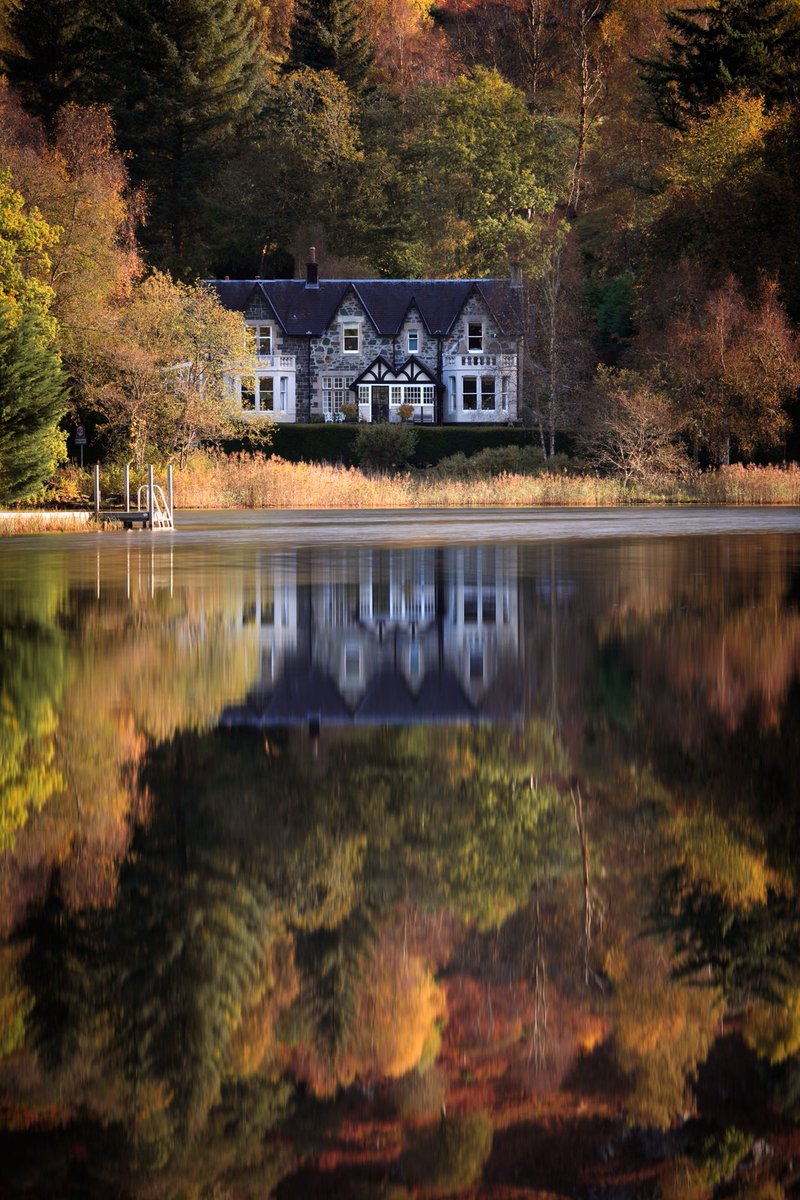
(94, 465, 175, 530)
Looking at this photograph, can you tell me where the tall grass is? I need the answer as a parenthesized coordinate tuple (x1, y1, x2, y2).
(172, 452, 800, 509)
(0, 512, 91, 535)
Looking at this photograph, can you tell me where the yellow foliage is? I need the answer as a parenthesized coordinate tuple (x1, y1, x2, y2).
(351, 933, 446, 1081)
(229, 935, 298, 1077)
(667, 809, 776, 910)
(611, 944, 720, 1129)
(745, 990, 800, 1065)
(0, 945, 32, 1060)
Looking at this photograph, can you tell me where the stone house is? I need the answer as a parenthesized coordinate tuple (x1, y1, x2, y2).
(207, 251, 525, 425)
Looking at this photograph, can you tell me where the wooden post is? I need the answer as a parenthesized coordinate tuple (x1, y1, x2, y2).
(167, 464, 174, 523)
(124, 463, 130, 513)
(94, 464, 100, 515)
(147, 465, 154, 529)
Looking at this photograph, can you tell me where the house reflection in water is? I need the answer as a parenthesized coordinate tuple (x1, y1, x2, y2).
(222, 546, 522, 728)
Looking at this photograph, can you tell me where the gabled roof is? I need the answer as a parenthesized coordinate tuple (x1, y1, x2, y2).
(351, 355, 438, 388)
(205, 278, 523, 337)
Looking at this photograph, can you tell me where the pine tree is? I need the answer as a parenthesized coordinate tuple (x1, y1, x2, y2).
(0, 304, 66, 505)
(287, 0, 373, 93)
(640, 0, 800, 127)
(86, 0, 269, 270)
(2, 0, 92, 125)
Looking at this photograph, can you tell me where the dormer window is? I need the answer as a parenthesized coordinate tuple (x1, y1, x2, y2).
(342, 324, 360, 353)
(467, 323, 483, 352)
(407, 329, 419, 353)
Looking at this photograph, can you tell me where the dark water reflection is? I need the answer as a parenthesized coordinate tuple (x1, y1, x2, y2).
(2, 521, 800, 1198)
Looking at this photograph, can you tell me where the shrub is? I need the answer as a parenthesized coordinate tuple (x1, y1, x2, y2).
(398, 403, 414, 422)
(389, 1066, 446, 1120)
(355, 423, 419, 470)
(400, 1110, 493, 1193)
(341, 401, 358, 422)
(431, 444, 549, 480)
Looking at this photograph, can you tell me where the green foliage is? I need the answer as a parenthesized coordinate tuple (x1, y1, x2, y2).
(0, 618, 63, 848)
(85, 0, 269, 269)
(400, 1110, 494, 1193)
(0, 168, 60, 326)
(354, 421, 418, 470)
(287, 0, 373, 92)
(393, 69, 568, 275)
(2, 0, 90, 122)
(640, 0, 800, 128)
(0, 302, 67, 504)
(587, 271, 637, 360)
(431, 444, 550, 479)
(692, 1126, 753, 1186)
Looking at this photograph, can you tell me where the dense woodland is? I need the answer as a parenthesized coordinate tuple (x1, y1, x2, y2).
(2, 0, 800, 498)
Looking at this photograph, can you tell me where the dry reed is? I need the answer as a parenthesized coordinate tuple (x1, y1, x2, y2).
(172, 453, 800, 509)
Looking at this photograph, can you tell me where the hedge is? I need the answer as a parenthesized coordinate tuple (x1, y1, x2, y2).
(220, 424, 542, 468)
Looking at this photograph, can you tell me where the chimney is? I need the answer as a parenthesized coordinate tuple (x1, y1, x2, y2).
(305, 246, 319, 289)
(510, 255, 522, 289)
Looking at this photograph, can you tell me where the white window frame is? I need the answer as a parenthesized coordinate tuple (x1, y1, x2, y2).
(241, 376, 256, 411)
(407, 329, 420, 354)
(467, 322, 483, 353)
(258, 377, 274, 413)
(480, 375, 496, 412)
(247, 322, 273, 357)
(342, 323, 360, 354)
(322, 376, 353, 416)
(501, 375, 509, 410)
(462, 376, 478, 411)
(279, 376, 288, 413)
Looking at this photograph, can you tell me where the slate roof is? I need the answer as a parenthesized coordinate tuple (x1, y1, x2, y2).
(205, 278, 523, 337)
(218, 667, 480, 727)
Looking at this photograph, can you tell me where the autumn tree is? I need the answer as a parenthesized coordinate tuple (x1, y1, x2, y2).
(94, 272, 254, 467)
(657, 274, 800, 463)
(0, 92, 143, 386)
(578, 368, 688, 482)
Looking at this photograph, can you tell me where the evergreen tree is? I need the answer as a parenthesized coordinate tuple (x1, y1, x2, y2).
(86, 0, 269, 270)
(287, 0, 373, 93)
(0, 303, 66, 505)
(640, 0, 800, 127)
(2, 0, 91, 125)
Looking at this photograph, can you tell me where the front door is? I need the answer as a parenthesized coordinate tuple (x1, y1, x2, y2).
(372, 385, 390, 423)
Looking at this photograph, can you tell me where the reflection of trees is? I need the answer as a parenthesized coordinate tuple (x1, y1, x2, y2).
(0, 581, 65, 853)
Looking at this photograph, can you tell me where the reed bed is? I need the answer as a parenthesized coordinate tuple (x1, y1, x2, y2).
(172, 453, 800, 509)
(0, 511, 91, 535)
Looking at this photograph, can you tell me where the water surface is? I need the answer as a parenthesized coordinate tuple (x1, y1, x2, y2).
(2, 510, 800, 1198)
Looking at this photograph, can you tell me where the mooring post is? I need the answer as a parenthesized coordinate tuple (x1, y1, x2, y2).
(124, 463, 130, 513)
(147, 465, 154, 529)
(94, 464, 100, 516)
(167, 464, 174, 523)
